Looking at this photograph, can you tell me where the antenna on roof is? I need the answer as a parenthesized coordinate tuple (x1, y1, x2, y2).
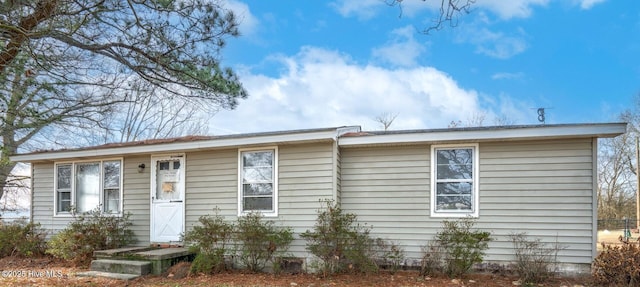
(533, 107, 552, 124)
(537, 108, 545, 124)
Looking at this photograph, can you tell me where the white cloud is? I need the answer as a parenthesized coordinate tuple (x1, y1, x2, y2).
(329, 0, 383, 20)
(492, 72, 525, 80)
(330, 0, 550, 20)
(371, 25, 427, 67)
(474, 0, 549, 19)
(210, 47, 526, 134)
(225, 0, 259, 36)
(455, 19, 529, 59)
(577, 0, 607, 10)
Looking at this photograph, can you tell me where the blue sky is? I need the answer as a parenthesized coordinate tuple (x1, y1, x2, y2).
(209, 0, 640, 134)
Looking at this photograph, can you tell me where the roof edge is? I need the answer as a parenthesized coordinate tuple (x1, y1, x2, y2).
(11, 126, 362, 162)
(338, 122, 627, 147)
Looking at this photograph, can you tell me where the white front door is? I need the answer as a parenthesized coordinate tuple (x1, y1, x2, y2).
(150, 155, 185, 243)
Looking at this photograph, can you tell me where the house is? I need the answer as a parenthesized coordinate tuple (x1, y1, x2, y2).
(10, 123, 627, 273)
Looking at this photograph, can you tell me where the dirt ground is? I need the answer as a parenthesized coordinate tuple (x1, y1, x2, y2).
(597, 229, 639, 251)
(0, 256, 593, 287)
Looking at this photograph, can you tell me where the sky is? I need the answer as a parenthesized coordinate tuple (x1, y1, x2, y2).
(207, 0, 640, 134)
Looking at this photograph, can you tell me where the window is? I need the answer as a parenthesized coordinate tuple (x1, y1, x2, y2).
(56, 164, 72, 213)
(54, 160, 122, 215)
(430, 144, 479, 217)
(238, 148, 278, 216)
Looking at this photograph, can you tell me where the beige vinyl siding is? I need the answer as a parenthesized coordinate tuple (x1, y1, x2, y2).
(479, 139, 595, 267)
(31, 158, 151, 245)
(341, 144, 431, 264)
(278, 143, 336, 256)
(340, 138, 596, 270)
(123, 156, 151, 245)
(32, 162, 73, 236)
(184, 149, 237, 223)
(181, 143, 335, 257)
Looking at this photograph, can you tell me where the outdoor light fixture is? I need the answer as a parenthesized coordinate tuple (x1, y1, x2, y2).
(138, 163, 146, 173)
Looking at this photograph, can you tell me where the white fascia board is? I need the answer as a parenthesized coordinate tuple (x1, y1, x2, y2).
(338, 123, 627, 147)
(12, 126, 362, 162)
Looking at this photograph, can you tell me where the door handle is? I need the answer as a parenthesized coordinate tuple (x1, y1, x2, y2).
(170, 200, 183, 203)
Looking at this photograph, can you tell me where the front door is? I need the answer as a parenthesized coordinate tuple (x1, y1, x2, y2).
(150, 155, 185, 243)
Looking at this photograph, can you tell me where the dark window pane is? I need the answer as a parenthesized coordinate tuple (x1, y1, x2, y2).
(244, 197, 273, 211)
(103, 161, 120, 189)
(243, 167, 273, 182)
(436, 182, 472, 195)
(243, 183, 273, 196)
(436, 149, 473, 179)
(104, 189, 120, 213)
(159, 162, 170, 170)
(243, 151, 273, 167)
(173, 161, 181, 170)
(58, 192, 71, 212)
(436, 195, 472, 211)
(57, 165, 71, 189)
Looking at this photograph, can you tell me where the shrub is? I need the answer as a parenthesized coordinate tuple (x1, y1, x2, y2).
(300, 199, 379, 276)
(420, 240, 444, 276)
(434, 217, 492, 278)
(46, 208, 135, 266)
(0, 220, 47, 257)
(182, 209, 234, 274)
(376, 239, 406, 274)
(509, 232, 563, 284)
(234, 212, 293, 272)
(592, 236, 640, 286)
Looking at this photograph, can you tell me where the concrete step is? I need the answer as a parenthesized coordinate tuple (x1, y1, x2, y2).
(91, 259, 152, 276)
(76, 270, 140, 280)
(94, 246, 156, 259)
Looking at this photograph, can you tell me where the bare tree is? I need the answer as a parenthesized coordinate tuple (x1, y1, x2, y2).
(385, 0, 475, 34)
(597, 109, 639, 219)
(0, 163, 30, 217)
(374, 112, 399, 131)
(0, 0, 248, 201)
(465, 112, 486, 127)
(86, 79, 214, 145)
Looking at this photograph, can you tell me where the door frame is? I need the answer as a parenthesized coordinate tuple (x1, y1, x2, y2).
(149, 153, 186, 243)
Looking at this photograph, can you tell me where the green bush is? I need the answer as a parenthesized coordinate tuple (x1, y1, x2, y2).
(46, 208, 135, 266)
(509, 232, 563, 284)
(235, 212, 293, 272)
(434, 217, 492, 278)
(0, 220, 47, 257)
(182, 209, 234, 274)
(300, 200, 379, 276)
(593, 237, 640, 286)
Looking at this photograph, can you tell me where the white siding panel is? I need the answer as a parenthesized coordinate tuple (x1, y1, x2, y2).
(340, 138, 596, 271)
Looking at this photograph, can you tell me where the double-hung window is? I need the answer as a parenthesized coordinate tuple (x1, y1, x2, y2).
(54, 160, 122, 215)
(238, 148, 278, 216)
(431, 144, 479, 217)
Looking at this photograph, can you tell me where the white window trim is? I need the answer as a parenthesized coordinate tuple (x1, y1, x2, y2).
(53, 158, 124, 217)
(237, 146, 278, 217)
(430, 144, 479, 218)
